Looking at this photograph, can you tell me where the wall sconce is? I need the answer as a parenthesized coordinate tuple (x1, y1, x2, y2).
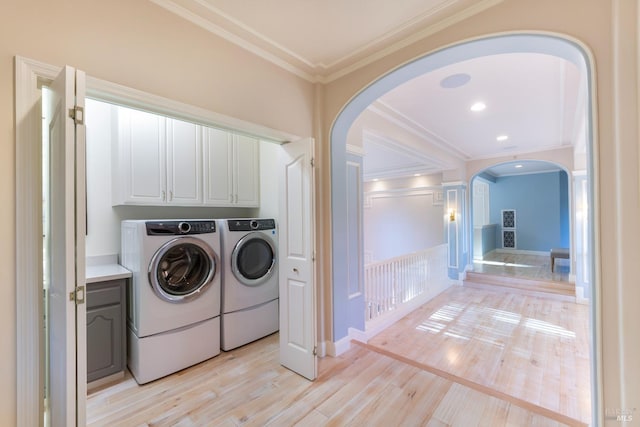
(449, 209, 456, 222)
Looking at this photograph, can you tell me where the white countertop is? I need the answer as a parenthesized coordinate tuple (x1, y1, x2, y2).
(85, 255, 132, 284)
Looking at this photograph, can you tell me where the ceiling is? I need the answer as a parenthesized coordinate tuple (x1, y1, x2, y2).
(152, 0, 587, 181)
(151, 0, 501, 81)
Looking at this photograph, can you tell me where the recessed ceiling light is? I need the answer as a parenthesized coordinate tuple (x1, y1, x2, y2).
(470, 102, 486, 112)
(496, 135, 509, 142)
(414, 173, 421, 177)
(373, 178, 379, 181)
(440, 73, 471, 89)
(515, 164, 523, 169)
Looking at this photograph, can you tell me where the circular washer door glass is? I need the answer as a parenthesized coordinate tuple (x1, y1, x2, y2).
(232, 234, 276, 286)
(149, 237, 217, 302)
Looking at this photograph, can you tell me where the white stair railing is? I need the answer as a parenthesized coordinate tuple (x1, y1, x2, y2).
(364, 244, 448, 321)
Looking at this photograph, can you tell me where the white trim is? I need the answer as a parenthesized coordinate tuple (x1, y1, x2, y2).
(15, 56, 54, 427)
(366, 101, 469, 160)
(442, 181, 467, 187)
(365, 186, 442, 198)
(494, 248, 550, 257)
(346, 144, 365, 157)
(323, 0, 506, 83)
(87, 76, 299, 144)
(325, 335, 352, 357)
(152, 0, 505, 83)
(358, 279, 457, 342)
(149, 0, 317, 82)
(14, 55, 304, 427)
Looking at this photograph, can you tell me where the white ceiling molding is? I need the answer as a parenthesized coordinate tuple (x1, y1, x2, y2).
(150, 0, 317, 82)
(368, 100, 470, 160)
(323, 0, 505, 83)
(151, 0, 505, 83)
(363, 129, 446, 180)
(346, 144, 366, 157)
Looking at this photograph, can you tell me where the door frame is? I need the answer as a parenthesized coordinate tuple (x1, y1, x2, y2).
(328, 31, 602, 422)
(14, 55, 303, 426)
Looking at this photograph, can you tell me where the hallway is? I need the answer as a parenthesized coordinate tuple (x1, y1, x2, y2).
(366, 286, 590, 426)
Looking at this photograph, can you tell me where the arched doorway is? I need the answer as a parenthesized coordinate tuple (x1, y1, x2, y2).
(468, 159, 588, 301)
(329, 32, 597, 420)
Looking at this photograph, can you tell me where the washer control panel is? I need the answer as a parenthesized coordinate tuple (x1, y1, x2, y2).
(227, 218, 276, 232)
(145, 220, 217, 235)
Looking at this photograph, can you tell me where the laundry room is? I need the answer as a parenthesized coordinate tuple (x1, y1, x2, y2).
(82, 97, 283, 388)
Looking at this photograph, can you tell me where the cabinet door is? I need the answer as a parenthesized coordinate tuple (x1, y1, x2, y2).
(86, 305, 123, 382)
(166, 119, 202, 205)
(116, 107, 166, 205)
(203, 127, 234, 206)
(234, 134, 260, 207)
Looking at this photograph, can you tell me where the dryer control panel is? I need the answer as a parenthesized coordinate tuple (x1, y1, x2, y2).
(145, 220, 217, 235)
(227, 218, 276, 231)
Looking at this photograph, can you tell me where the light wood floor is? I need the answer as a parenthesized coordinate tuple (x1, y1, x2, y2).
(87, 287, 589, 426)
(88, 331, 576, 426)
(472, 251, 571, 283)
(366, 286, 591, 426)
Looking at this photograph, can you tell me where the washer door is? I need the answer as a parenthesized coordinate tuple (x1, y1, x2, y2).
(148, 237, 217, 303)
(231, 233, 276, 286)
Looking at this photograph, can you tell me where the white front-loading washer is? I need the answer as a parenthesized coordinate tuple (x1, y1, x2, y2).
(220, 218, 279, 350)
(120, 219, 221, 384)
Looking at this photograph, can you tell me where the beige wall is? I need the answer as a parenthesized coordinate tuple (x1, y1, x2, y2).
(321, 0, 638, 424)
(3, 0, 639, 424)
(1, 1, 314, 424)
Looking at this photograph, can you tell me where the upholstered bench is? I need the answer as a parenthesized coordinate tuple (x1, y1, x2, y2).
(550, 248, 569, 272)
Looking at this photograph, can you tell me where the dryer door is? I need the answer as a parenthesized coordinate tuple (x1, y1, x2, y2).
(231, 233, 277, 286)
(148, 237, 217, 302)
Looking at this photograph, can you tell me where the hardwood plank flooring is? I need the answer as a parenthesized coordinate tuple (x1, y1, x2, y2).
(473, 252, 571, 283)
(366, 286, 591, 425)
(87, 330, 573, 426)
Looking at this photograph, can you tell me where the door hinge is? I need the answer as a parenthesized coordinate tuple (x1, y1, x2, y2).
(310, 157, 315, 168)
(313, 346, 317, 356)
(69, 285, 86, 305)
(69, 105, 84, 125)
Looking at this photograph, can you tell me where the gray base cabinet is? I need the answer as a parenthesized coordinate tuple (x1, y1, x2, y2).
(87, 279, 127, 383)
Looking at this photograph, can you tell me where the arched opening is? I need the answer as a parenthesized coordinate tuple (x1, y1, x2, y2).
(329, 32, 597, 423)
(469, 160, 583, 296)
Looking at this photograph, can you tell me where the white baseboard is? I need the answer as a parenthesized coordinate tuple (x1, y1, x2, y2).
(575, 286, 589, 305)
(324, 280, 457, 357)
(361, 280, 456, 343)
(494, 249, 550, 257)
(325, 335, 352, 357)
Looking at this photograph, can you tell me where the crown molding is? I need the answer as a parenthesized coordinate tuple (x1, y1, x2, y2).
(150, 0, 318, 82)
(151, 0, 505, 83)
(363, 129, 448, 169)
(368, 100, 470, 160)
(323, 0, 505, 83)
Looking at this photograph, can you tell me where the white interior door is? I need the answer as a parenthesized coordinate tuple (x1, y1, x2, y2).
(47, 65, 87, 427)
(278, 137, 317, 380)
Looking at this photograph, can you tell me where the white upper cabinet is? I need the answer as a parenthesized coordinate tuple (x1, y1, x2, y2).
(113, 107, 167, 205)
(113, 105, 259, 207)
(166, 118, 203, 205)
(203, 127, 260, 207)
(233, 134, 260, 207)
(203, 127, 233, 206)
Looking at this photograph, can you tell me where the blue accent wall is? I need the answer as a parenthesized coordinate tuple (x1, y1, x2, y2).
(489, 171, 569, 251)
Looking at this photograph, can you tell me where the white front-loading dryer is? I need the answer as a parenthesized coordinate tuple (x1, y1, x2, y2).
(220, 218, 279, 350)
(120, 219, 221, 384)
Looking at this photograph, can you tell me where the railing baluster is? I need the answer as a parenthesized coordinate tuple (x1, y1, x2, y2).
(364, 244, 449, 322)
